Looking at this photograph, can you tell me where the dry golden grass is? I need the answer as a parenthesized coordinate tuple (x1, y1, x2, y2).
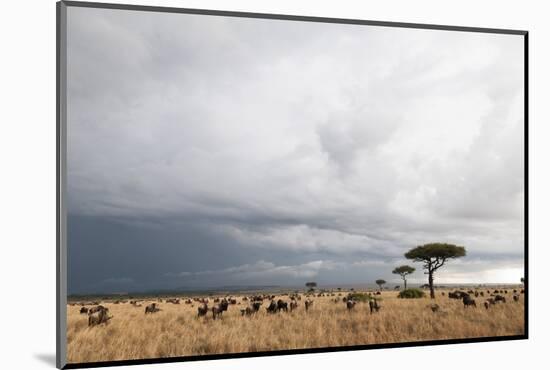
(66, 290, 524, 364)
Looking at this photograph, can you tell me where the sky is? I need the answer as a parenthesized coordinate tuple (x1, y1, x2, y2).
(66, 7, 525, 294)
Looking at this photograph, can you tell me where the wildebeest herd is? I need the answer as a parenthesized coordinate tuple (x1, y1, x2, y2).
(446, 288, 523, 309)
(70, 287, 524, 329)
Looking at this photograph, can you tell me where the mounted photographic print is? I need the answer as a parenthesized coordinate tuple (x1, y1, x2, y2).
(56, 1, 528, 368)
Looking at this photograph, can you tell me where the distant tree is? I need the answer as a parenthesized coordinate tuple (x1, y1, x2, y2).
(305, 282, 317, 291)
(392, 265, 416, 290)
(375, 279, 386, 290)
(405, 243, 466, 299)
(337, 287, 342, 291)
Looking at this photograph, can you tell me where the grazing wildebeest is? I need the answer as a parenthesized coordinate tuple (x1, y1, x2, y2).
(197, 303, 208, 317)
(290, 301, 298, 311)
(240, 301, 259, 313)
(480, 292, 484, 297)
(513, 294, 520, 302)
(441, 292, 445, 296)
(80, 307, 88, 314)
(88, 305, 107, 314)
(145, 303, 161, 314)
(429, 304, 440, 312)
(166, 298, 180, 304)
(346, 300, 356, 311)
(304, 299, 314, 312)
(266, 300, 278, 314)
(494, 295, 506, 303)
(484, 301, 490, 309)
(212, 299, 229, 320)
(88, 307, 112, 327)
(474, 291, 479, 297)
(277, 299, 288, 312)
(230, 299, 237, 305)
(463, 295, 476, 308)
(369, 300, 381, 313)
(375, 291, 381, 295)
(449, 291, 469, 300)
(520, 289, 524, 294)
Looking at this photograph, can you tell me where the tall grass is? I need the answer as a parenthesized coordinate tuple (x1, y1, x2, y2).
(66, 290, 524, 363)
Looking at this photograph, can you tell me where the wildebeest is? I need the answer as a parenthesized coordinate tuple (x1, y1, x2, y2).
(290, 301, 298, 311)
(166, 298, 180, 304)
(305, 299, 314, 312)
(369, 299, 381, 313)
(197, 303, 208, 317)
(513, 294, 520, 302)
(484, 301, 490, 309)
(266, 300, 278, 314)
(88, 305, 107, 314)
(463, 295, 476, 308)
(241, 301, 262, 316)
(80, 307, 89, 314)
(429, 303, 440, 312)
(230, 299, 237, 305)
(212, 299, 229, 320)
(494, 295, 506, 303)
(88, 307, 112, 327)
(346, 300, 356, 311)
(277, 299, 288, 312)
(145, 303, 161, 314)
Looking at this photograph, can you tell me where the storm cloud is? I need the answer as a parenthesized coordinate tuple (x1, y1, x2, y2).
(66, 7, 524, 294)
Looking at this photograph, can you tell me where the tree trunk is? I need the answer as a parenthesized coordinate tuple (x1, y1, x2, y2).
(403, 277, 407, 290)
(428, 270, 435, 299)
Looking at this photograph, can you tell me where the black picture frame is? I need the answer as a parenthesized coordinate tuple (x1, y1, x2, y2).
(56, 1, 528, 368)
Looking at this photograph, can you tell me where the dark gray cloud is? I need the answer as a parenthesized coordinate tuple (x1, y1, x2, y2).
(66, 7, 524, 294)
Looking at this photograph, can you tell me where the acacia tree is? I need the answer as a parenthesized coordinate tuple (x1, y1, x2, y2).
(392, 265, 416, 290)
(405, 243, 466, 299)
(305, 282, 317, 292)
(375, 279, 386, 290)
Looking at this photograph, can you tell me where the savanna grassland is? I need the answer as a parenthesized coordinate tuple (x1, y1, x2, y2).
(66, 289, 525, 364)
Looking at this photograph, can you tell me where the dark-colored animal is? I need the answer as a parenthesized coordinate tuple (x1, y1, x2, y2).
(88, 307, 111, 326)
(212, 300, 229, 320)
(236, 301, 256, 315)
(80, 307, 88, 314)
(463, 295, 476, 308)
(290, 301, 298, 311)
(369, 300, 381, 313)
(88, 305, 107, 314)
(513, 294, 520, 302)
(230, 299, 237, 305)
(346, 300, 356, 311)
(429, 304, 440, 312)
(145, 303, 160, 314)
(449, 291, 469, 300)
(277, 299, 288, 312)
(166, 298, 180, 304)
(474, 291, 479, 297)
(266, 300, 278, 314)
(197, 303, 208, 317)
(494, 295, 506, 303)
(305, 299, 314, 312)
(484, 301, 490, 309)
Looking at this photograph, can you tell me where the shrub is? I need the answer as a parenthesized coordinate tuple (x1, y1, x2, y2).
(347, 292, 380, 302)
(398, 288, 425, 299)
